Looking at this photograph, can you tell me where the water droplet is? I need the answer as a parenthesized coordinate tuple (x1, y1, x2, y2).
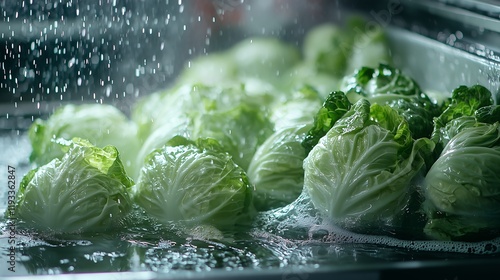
(105, 85, 112, 97)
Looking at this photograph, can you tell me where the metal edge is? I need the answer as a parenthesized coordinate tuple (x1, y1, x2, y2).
(403, 0, 500, 32)
(385, 27, 500, 101)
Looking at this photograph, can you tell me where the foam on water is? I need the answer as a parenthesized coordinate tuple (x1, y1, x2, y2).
(253, 191, 500, 255)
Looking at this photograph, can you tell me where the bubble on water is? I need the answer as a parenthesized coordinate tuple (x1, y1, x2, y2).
(187, 224, 225, 241)
(253, 191, 500, 255)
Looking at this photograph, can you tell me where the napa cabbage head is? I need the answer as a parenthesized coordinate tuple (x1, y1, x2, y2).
(423, 100, 500, 241)
(423, 121, 500, 241)
(302, 23, 350, 77)
(28, 104, 140, 178)
(229, 36, 301, 85)
(247, 123, 311, 211)
(134, 136, 255, 229)
(341, 64, 442, 139)
(178, 36, 300, 87)
(131, 83, 276, 144)
(269, 85, 323, 131)
(130, 90, 171, 143)
(345, 24, 390, 74)
(303, 99, 435, 235)
(131, 84, 231, 142)
(132, 84, 274, 172)
(8, 138, 134, 234)
(190, 104, 274, 171)
(302, 17, 390, 78)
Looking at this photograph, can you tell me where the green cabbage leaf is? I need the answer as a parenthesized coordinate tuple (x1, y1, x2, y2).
(247, 124, 311, 211)
(431, 84, 494, 156)
(303, 99, 434, 235)
(301, 91, 352, 155)
(28, 104, 141, 178)
(342, 64, 442, 139)
(134, 136, 255, 229)
(423, 123, 500, 241)
(10, 138, 134, 234)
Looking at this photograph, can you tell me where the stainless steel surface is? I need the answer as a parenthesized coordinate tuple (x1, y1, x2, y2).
(408, 0, 500, 33)
(387, 27, 500, 100)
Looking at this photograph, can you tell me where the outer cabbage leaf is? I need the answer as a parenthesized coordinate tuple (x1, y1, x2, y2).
(131, 83, 275, 143)
(229, 37, 301, 85)
(433, 85, 494, 129)
(303, 100, 435, 235)
(429, 105, 500, 158)
(475, 104, 500, 124)
(341, 64, 421, 99)
(301, 91, 352, 155)
(270, 85, 323, 131)
(9, 138, 133, 234)
(423, 123, 500, 241)
(346, 25, 390, 74)
(341, 64, 441, 139)
(191, 104, 274, 171)
(235, 77, 283, 112)
(131, 84, 233, 142)
(28, 104, 140, 178)
(302, 23, 350, 77)
(134, 136, 255, 229)
(176, 36, 300, 94)
(247, 124, 311, 211)
(130, 91, 169, 143)
(132, 84, 274, 172)
(429, 116, 479, 152)
(135, 120, 190, 171)
(283, 62, 342, 100)
(431, 85, 494, 155)
(303, 17, 390, 78)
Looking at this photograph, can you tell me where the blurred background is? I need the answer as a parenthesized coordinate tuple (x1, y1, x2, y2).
(1, 0, 336, 125)
(1, 0, 499, 127)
